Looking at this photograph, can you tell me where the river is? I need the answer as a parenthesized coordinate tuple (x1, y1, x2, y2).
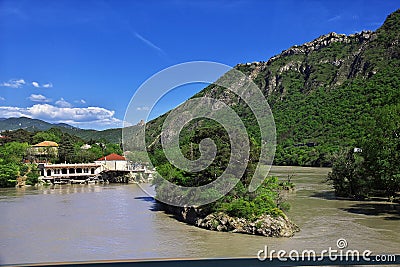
(0, 166, 398, 265)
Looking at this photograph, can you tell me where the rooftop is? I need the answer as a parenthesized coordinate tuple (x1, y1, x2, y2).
(32, 141, 59, 147)
(97, 153, 126, 161)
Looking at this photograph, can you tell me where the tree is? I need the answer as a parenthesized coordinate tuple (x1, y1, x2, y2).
(32, 131, 60, 144)
(88, 144, 103, 161)
(104, 143, 123, 156)
(0, 142, 29, 163)
(0, 162, 19, 187)
(327, 149, 367, 198)
(328, 104, 400, 200)
(25, 164, 40, 185)
(4, 129, 34, 144)
(58, 134, 75, 163)
(0, 142, 32, 187)
(359, 104, 400, 198)
(152, 122, 291, 218)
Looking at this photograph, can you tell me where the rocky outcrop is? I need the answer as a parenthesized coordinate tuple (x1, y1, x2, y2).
(272, 31, 372, 60)
(230, 30, 377, 97)
(196, 212, 299, 237)
(160, 204, 299, 237)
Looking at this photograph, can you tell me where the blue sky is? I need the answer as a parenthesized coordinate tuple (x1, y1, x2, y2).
(0, 0, 399, 130)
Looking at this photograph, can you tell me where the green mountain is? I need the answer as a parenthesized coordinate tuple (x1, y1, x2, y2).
(0, 117, 77, 131)
(0, 117, 123, 143)
(62, 127, 122, 144)
(142, 9, 400, 167)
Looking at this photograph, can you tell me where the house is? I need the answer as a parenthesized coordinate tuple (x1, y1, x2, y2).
(38, 162, 102, 179)
(80, 144, 92, 150)
(95, 153, 131, 171)
(29, 141, 59, 161)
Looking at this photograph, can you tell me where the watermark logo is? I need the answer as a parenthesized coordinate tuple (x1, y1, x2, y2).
(257, 238, 397, 263)
(122, 61, 276, 207)
(336, 238, 348, 249)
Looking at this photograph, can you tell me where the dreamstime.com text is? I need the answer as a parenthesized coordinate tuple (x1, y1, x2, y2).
(257, 238, 397, 263)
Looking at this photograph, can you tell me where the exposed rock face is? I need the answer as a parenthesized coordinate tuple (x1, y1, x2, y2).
(268, 31, 373, 61)
(231, 30, 376, 98)
(213, 26, 394, 104)
(161, 204, 299, 237)
(196, 212, 299, 237)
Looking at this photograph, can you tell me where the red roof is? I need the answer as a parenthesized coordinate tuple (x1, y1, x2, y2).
(97, 153, 126, 161)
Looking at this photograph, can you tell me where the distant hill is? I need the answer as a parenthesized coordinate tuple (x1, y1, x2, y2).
(0, 117, 74, 131)
(64, 127, 122, 144)
(0, 117, 123, 143)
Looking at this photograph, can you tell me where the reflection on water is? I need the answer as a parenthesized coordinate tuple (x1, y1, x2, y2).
(0, 166, 398, 265)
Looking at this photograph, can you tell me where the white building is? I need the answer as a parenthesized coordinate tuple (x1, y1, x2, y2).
(94, 153, 133, 171)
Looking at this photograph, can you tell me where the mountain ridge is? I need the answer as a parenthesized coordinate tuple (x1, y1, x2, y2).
(0, 117, 76, 131)
(0, 117, 123, 143)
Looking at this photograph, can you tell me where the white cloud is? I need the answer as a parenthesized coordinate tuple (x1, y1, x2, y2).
(74, 99, 86, 104)
(0, 96, 5, 101)
(1, 79, 53, 88)
(42, 82, 53, 88)
(0, 104, 122, 129)
(1, 79, 26, 88)
(32, 81, 40, 88)
(0, 106, 27, 118)
(136, 106, 150, 111)
(28, 94, 51, 102)
(55, 98, 72, 108)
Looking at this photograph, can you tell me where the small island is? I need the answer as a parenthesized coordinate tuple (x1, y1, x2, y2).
(159, 176, 299, 237)
(146, 121, 300, 237)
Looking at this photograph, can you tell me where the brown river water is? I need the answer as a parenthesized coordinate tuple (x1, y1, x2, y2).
(0, 166, 398, 265)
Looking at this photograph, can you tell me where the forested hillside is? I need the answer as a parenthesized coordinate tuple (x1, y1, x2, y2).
(142, 9, 400, 168)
